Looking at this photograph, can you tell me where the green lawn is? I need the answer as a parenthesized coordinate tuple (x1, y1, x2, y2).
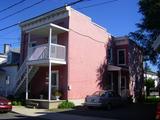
(145, 96, 160, 103)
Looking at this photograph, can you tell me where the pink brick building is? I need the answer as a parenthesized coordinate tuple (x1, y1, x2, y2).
(14, 6, 143, 108)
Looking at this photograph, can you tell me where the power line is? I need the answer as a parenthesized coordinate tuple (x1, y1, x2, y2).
(77, 0, 119, 10)
(0, 0, 117, 32)
(0, 23, 19, 32)
(0, 0, 46, 22)
(0, 0, 27, 14)
(0, 0, 86, 32)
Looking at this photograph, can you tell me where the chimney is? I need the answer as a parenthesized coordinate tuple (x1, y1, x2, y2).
(4, 44, 11, 54)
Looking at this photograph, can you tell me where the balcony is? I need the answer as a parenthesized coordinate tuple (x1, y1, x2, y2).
(25, 23, 69, 66)
(27, 43, 66, 65)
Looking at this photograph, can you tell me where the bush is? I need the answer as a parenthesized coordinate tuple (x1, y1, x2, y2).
(145, 96, 160, 103)
(11, 99, 25, 106)
(12, 101, 18, 106)
(58, 100, 75, 109)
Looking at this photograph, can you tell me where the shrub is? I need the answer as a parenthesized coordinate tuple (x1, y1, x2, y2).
(58, 100, 75, 109)
(145, 96, 160, 103)
(11, 99, 25, 106)
(12, 101, 18, 106)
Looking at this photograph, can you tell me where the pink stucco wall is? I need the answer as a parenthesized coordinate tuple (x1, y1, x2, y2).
(67, 9, 110, 99)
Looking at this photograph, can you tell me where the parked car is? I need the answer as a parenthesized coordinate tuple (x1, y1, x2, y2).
(85, 90, 123, 109)
(0, 96, 12, 112)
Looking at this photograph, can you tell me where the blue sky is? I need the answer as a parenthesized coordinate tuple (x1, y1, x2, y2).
(0, 0, 157, 71)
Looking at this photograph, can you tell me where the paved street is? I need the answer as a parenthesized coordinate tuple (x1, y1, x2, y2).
(0, 112, 48, 120)
(0, 103, 156, 120)
(58, 103, 156, 120)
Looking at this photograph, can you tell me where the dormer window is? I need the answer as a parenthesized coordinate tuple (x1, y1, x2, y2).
(117, 49, 126, 65)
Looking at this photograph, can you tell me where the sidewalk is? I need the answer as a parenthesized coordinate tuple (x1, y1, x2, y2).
(12, 106, 50, 117)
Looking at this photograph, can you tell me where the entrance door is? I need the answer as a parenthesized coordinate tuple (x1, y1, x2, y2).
(51, 71, 59, 99)
(108, 72, 113, 90)
(121, 76, 127, 97)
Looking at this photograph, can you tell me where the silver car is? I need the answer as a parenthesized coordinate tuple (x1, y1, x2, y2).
(85, 90, 123, 109)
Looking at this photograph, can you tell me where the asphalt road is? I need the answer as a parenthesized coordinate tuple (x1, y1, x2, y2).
(59, 103, 156, 120)
(0, 112, 48, 120)
(0, 103, 156, 120)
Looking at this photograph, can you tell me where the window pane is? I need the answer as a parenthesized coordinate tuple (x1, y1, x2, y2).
(118, 50, 125, 64)
(51, 73, 57, 86)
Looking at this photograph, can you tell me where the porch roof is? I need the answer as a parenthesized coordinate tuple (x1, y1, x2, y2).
(108, 65, 129, 71)
(26, 23, 69, 36)
(108, 65, 121, 71)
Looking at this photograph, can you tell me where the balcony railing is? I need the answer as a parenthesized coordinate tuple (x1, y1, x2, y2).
(28, 43, 66, 64)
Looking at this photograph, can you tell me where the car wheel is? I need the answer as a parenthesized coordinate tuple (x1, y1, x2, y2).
(106, 103, 112, 110)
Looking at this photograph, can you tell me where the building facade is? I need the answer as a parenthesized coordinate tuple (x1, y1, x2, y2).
(0, 44, 20, 96)
(106, 36, 144, 102)
(14, 6, 144, 108)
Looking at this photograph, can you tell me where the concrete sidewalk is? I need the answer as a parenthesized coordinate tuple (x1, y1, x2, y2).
(12, 106, 50, 117)
(12, 106, 116, 120)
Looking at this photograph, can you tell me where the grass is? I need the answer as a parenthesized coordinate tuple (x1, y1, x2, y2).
(144, 96, 160, 103)
(49, 108, 73, 112)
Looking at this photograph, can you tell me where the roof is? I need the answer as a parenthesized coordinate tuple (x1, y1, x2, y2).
(10, 48, 20, 53)
(144, 71, 157, 75)
(0, 68, 6, 74)
(20, 5, 68, 26)
(0, 53, 7, 58)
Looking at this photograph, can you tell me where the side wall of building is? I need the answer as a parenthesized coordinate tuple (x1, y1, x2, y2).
(67, 9, 110, 99)
(0, 66, 18, 96)
(128, 40, 144, 100)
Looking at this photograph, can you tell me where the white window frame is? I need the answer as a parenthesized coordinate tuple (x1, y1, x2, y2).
(117, 49, 126, 65)
(51, 70, 59, 89)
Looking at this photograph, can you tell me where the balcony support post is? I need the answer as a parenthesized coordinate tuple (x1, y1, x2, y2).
(48, 27, 52, 101)
(27, 32, 31, 60)
(26, 65, 29, 100)
(118, 70, 121, 96)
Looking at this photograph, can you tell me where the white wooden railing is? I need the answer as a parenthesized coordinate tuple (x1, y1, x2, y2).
(50, 43, 66, 61)
(28, 43, 66, 62)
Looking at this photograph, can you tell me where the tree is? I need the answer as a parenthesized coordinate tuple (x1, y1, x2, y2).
(129, 0, 160, 69)
(144, 62, 152, 72)
(144, 78, 155, 96)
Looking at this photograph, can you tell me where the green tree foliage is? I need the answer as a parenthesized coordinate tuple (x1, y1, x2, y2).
(144, 78, 155, 96)
(130, 0, 160, 69)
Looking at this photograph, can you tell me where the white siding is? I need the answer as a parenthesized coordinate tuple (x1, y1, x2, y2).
(0, 66, 18, 96)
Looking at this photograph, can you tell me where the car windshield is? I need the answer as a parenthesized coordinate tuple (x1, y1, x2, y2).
(92, 91, 105, 96)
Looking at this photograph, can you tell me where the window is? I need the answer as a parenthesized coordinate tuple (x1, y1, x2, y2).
(29, 41, 37, 47)
(51, 71, 58, 88)
(117, 49, 126, 65)
(108, 47, 113, 64)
